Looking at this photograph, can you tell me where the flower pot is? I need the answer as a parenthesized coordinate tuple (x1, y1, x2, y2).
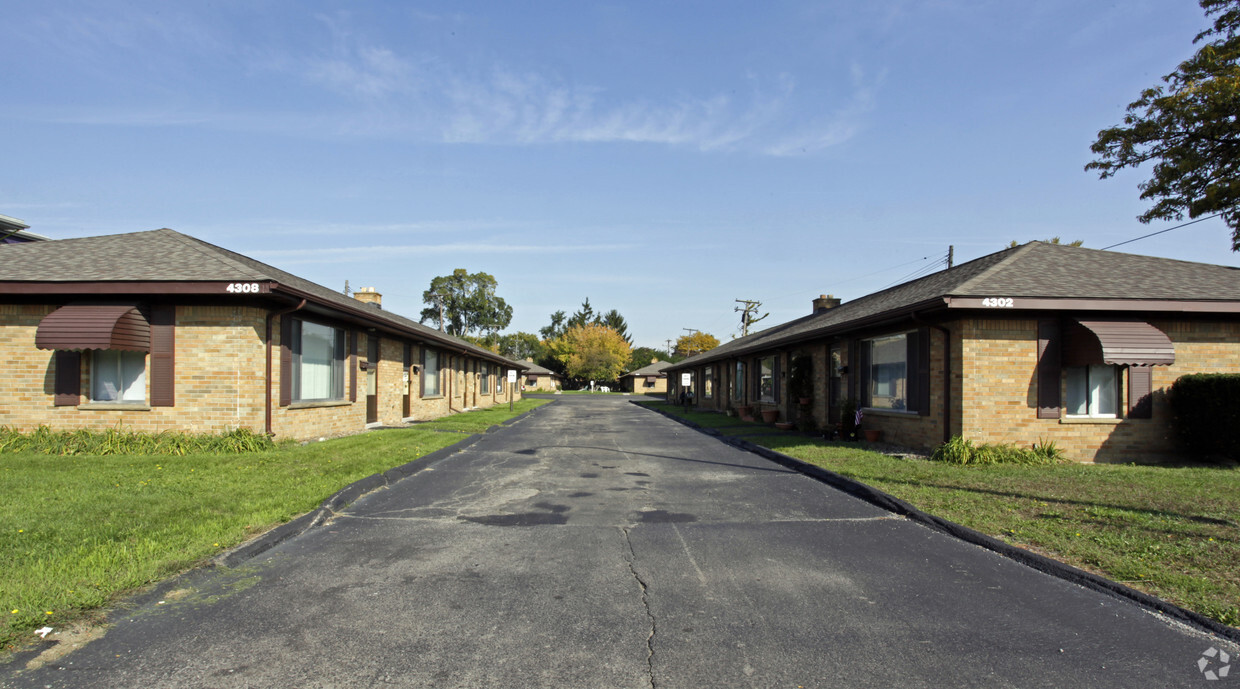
(736, 405, 753, 419)
(775, 422, 796, 431)
(761, 409, 779, 423)
(863, 429, 882, 442)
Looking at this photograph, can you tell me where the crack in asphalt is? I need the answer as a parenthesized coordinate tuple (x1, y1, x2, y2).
(621, 526, 658, 689)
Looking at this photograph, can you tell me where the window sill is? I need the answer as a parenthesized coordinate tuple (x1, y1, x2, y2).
(288, 399, 351, 410)
(421, 395, 445, 400)
(78, 402, 151, 411)
(861, 408, 919, 418)
(1060, 416, 1123, 425)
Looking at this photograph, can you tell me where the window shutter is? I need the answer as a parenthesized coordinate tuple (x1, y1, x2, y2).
(908, 328, 931, 415)
(349, 331, 358, 402)
(54, 350, 81, 406)
(1128, 366, 1153, 419)
(858, 341, 872, 407)
(149, 304, 175, 407)
(1037, 319, 1061, 419)
(279, 316, 293, 407)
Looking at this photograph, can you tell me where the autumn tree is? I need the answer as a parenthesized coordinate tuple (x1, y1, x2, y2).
(419, 269, 513, 337)
(1086, 0, 1240, 249)
(674, 331, 720, 358)
(548, 323, 632, 383)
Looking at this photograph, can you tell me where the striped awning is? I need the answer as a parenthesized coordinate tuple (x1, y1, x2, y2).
(1071, 319, 1174, 367)
(35, 304, 150, 352)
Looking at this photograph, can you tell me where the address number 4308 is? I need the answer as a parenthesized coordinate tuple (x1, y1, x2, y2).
(225, 282, 261, 294)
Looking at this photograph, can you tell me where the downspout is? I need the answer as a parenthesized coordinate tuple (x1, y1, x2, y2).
(912, 313, 952, 445)
(265, 299, 306, 436)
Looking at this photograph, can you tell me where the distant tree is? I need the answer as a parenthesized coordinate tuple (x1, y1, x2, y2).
(547, 323, 632, 384)
(1008, 237, 1084, 248)
(495, 332, 544, 361)
(600, 309, 632, 344)
(1086, 0, 1240, 250)
(539, 310, 567, 341)
(566, 298, 597, 329)
(674, 332, 720, 358)
(627, 346, 668, 371)
(419, 269, 513, 337)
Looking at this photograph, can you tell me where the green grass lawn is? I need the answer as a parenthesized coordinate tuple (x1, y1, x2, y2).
(0, 398, 548, 650)
(639, 402, 1240, 629)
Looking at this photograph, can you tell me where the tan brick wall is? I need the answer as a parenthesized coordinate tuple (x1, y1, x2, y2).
(957, 316, 1240, 463)
(3, 306, 522, 442)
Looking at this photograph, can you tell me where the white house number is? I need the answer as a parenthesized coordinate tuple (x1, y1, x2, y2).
(225, 282, 261, 294)
(981, 297, 1015, 307)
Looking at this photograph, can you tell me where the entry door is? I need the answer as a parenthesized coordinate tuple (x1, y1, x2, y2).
(366, 336, 379, 424)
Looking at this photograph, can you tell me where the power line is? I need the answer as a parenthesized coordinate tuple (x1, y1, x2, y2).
(1100, 213, 1222, 251)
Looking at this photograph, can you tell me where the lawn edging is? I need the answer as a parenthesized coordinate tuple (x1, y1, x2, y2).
(636, 401, 1240, 644)
(217, 399, 554, 568)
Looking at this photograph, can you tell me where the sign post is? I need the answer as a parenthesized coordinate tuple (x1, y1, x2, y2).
(507, 369, 518, 411)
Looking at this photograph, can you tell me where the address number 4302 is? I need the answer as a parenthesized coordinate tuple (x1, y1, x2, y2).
(981, 297, 1014, 308)
(225, 282, 261, 294)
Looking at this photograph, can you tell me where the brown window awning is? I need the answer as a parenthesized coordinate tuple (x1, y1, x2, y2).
(645, 376, 658, 383)
(1069, 318, 1174, 367)
(35, 304, 150, 352)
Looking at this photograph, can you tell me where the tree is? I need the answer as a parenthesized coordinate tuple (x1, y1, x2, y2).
(547, 323, 632, 384)
(1008, 237, 1084, 248)
(495, 332, 545, 361)
(674, 331, 720, 358)
(419, 269, 513, 337)
(566, 298, 596, 329)
(600, 309, 632, 344)
(539, 310, 567, 341)
(1086, 0, 1240, 250)
(627, 346, 668, 371)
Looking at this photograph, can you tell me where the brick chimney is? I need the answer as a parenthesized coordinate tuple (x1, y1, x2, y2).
(812, 294, 840, 314)
(354, 286, 382, 308)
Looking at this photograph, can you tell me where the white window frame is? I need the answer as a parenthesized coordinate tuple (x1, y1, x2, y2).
(1065, 364, 1119, 418)
(91, 350, 146, 403)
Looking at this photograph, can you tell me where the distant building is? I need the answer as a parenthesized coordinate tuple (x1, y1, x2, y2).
(620, 359, 671, 395)
(0, 214, 49, 243)
(521, 361, 563, 391)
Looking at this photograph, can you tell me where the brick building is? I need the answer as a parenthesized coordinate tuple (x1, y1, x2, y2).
(620, 359, 671, 395)
(665, 242, 1240, 463)
(520, 361, 563, 392)
(0, 229, 527, 441)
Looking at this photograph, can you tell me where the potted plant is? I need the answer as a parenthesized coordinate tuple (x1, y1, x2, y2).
(790, 354, 813, 406)
(761, 408, 779, 423)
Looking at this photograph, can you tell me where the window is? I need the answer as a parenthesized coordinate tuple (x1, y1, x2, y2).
(865, 334, 908, 410)
(734, 362, 745, 401)
(757, 356, 776, 403)
(293, 320, 345, 402)
(422, 348, 441, 397)
(703, 367, 714, 398)
(92, 350, 146, 402)
(1066, 365, 1119, 418)
(480, 365, 491, 395)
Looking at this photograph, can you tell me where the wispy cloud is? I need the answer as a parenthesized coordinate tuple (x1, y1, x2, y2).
(251, 241, 635, 265)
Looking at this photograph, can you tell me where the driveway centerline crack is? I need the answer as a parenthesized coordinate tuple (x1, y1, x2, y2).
(621, 526, 657, 689)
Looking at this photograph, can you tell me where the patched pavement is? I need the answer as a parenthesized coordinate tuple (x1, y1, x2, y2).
(4, 396, 1235, 688)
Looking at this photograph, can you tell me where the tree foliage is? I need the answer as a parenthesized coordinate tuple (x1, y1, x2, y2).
(627, 346, 669, 371)
(419, 269, 513, 337)
(674, 332, 720, 358)
(1007, 237, 1084, 248)
(1086, 0, 1240, 250)
(547, 323, 632, 383)
(599, 309, 632, 344)
(495, 332, 545, 362)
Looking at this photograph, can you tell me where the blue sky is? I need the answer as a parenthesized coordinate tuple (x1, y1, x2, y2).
(4, 1, 1236, 350)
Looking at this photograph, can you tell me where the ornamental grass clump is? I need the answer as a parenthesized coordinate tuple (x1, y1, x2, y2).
(931, 435, 1066, 466)
(0, 426, 274, 455)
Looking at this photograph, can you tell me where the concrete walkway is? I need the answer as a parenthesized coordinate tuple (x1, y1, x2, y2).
(4, 396, 1235, 687)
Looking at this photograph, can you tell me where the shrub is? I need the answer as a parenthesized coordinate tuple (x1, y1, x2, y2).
(931, 435, 1066, 466)
(1168, 373, 1240, 461)
(0, 426, 274, 455)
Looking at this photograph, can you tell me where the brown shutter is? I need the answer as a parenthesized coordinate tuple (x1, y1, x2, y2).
(1037, 319, 1061, 419)
(908, 328, 931, 415)
(349, 331, 358, 402)
(149, 305, 175, 407)
(279, 316, 293, 407)
(54, 350, 81, 406)
(1128, 366, 1153, 419)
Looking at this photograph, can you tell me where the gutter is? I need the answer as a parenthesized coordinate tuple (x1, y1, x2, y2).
(265, 298, 306, 436)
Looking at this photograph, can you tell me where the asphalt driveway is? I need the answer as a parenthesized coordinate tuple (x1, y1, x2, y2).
(4, 396, 1235, 688)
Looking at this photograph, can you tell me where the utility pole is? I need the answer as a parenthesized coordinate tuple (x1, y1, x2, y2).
(343, 280, 351, 297)
(734, 299, 768, 337)
(681, 328, 700, 357)
(665, 339, 674, 358)
(947, 245, 954, 269)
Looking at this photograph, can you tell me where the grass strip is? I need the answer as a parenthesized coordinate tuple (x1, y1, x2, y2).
(0, 398, 549, 650)
(639, 402, 1240, 629)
